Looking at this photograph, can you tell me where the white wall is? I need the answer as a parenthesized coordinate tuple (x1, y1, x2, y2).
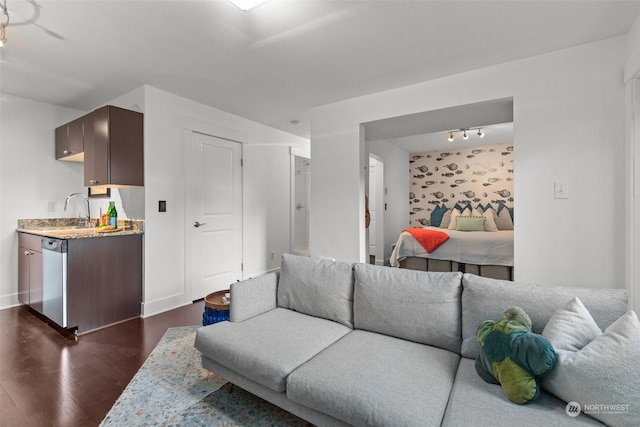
(135, 86, 308, 316)
(368, 139, 409, 263)
(243, 144, 292, 277)
(311, 36, 627, 291)
(0, 95, 86, 308)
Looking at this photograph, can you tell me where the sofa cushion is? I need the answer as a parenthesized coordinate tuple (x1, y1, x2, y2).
(194, 308, 352, 392)
(441, 358, 604, 427)
(287, 330, 460, 427)
(277, 254, 354, 328)
(541, 297, 602, 351)
(542, 310, 640, 427)
(353, 264, 462, 353)
(461, 274, 628, 359)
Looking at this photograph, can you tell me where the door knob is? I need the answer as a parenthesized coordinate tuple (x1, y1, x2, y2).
(193, 221, 207, 228)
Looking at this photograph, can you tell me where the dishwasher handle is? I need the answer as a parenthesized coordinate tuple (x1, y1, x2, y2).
(41, 238, 68, 253)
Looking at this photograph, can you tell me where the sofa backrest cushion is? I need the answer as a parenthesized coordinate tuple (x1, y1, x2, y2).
(353, 263, 462, 353)
(461, 273, 629, 359)
(277, 254, 354, 328)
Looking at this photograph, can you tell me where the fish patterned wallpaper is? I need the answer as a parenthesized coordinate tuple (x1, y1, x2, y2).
(409, 143, 514, 227)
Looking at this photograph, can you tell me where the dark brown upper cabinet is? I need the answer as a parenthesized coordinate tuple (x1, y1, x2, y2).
(56, 106, 143, 187)
(55, 116, 85, 162)
(85, 106, 144, 187)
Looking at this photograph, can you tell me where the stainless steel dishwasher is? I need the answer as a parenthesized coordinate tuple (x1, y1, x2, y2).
(41, 237, 68, 328)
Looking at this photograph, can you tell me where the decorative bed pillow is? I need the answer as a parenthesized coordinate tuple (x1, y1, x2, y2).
(494, 207, 514, 230)
(455, 216, 486, 232)
(542, 297, 601, 351)
(440, 209, 452, 229)
(448, 209, 460, 230)
(454, 202, 472, 213)
(482, 208, 499, 231)
(541, 310, 640, 427)
(430, 204, 448, 227)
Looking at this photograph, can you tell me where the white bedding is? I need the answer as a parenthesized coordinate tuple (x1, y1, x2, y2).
(389, 227, 514, 268)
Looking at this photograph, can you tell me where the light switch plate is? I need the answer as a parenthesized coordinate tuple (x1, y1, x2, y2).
(554, 181, 568, 199)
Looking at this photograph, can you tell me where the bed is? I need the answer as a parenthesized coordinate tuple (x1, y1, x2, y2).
(389, 227, 514, 280)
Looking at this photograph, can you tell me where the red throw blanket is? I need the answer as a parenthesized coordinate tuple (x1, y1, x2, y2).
(403, 228, 449, 253)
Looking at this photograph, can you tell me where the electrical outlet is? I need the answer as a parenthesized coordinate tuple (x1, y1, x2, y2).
(269, 251, 275, 260)
(159, 200, 167, 212)
(47, 201, 57, 212)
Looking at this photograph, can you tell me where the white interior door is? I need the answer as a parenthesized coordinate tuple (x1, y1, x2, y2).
(186, 131, 243, 302)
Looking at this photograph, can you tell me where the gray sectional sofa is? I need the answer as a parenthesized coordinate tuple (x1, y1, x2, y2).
(194, 254, 629, 426)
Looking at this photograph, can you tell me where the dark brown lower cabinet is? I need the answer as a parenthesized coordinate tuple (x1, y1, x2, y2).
(67, 234, 142, 333)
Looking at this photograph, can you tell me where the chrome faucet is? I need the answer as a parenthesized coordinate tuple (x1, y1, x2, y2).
(64, 193, 91, 227)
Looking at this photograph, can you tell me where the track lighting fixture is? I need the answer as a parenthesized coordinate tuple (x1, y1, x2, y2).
(0, 0, 8, 48)
(446, 127, 487, 143)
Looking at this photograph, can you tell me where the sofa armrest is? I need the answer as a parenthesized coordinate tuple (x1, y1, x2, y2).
(230, 272, 279, 322)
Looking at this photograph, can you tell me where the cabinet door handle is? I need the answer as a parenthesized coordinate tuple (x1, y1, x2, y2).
(24, 250, 30, 256)
(63, 150, 70, 155)
(89, 179, 98, 184)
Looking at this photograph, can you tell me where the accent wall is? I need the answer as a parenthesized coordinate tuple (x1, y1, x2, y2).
(409, 143, 514, 227)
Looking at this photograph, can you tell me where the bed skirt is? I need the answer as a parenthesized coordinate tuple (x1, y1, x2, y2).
(398, 256, 513, 281)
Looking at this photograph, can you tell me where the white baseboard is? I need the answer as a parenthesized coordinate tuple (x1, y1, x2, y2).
(0, 293, 21, 311)
(141, 292, 188, 318)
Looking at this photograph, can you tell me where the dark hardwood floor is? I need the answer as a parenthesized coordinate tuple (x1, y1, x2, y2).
(0, 301, 204, 427)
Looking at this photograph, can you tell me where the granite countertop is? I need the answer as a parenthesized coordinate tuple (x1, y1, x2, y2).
(17, 218, 144, 239)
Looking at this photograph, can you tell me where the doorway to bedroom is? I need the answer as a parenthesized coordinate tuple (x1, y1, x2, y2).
(363, 97, 514, 275)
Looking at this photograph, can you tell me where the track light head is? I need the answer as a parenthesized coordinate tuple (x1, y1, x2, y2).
(477, 129, 484, 138)
(462, 130, 468, 140)
(448, 132, 454, 142)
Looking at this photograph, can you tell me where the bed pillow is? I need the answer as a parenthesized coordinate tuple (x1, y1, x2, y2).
(454, 202, 472, 213)
(430, 204, 448, 227)
(482, 208, 499, 232)
(541, 310, 640, 427)
(494, 207, 514, 230)
(440, 209, 452, 229)
(448, 209, 462, 230)
(455, 216, 485, 232)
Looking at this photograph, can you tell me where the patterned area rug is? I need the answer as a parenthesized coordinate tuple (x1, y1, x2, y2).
(100, 326, 309, 426)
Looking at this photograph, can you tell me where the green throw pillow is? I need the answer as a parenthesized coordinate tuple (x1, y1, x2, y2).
(455, 216, 486, 232)
(475, 307, 556, 404)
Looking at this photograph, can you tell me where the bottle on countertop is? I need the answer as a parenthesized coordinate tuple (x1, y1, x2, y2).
(107, 201, 118, 228)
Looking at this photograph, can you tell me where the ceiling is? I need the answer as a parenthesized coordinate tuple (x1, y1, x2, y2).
(1, 0, 639, 139)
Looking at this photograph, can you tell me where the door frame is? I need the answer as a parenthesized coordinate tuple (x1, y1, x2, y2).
(290, 146, 311, 256)
(368, 154, 385, 265)
(184, 119, 247, 303)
